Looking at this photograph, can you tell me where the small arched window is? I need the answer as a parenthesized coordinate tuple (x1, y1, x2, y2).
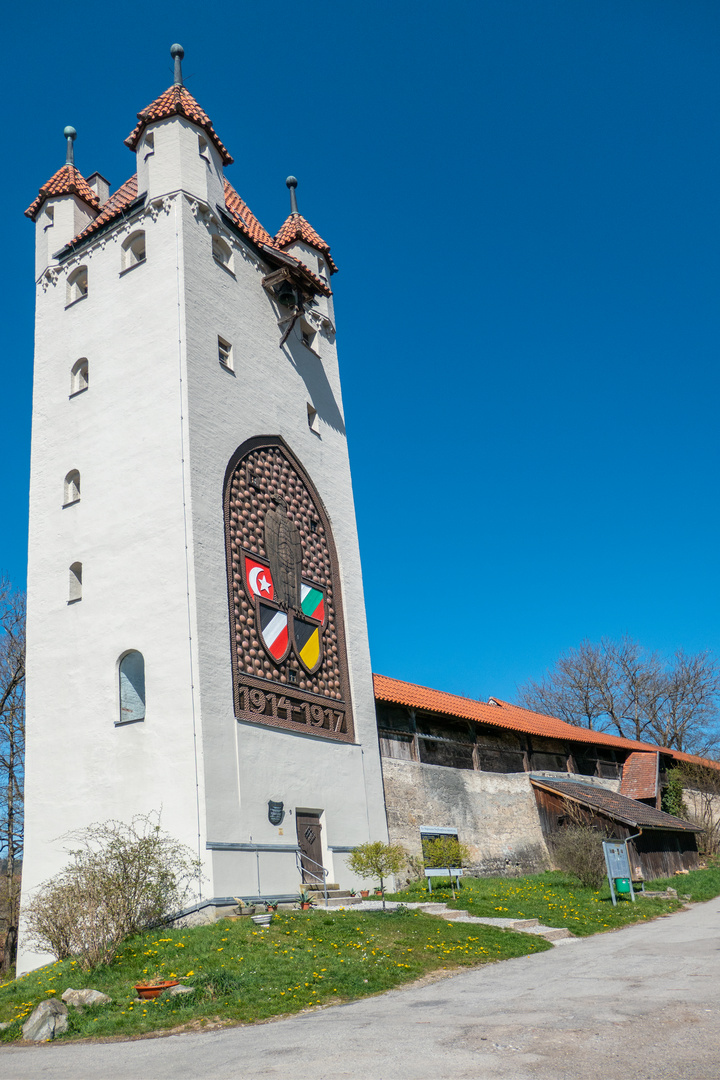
(63, 470, 80, 506)
(66, 267, 88, 306)
(68, 562, 82, 603)
(121, 231, 146, 271)
(212, 235, 233, 273)
(70, 358, 89, 396)
(118, 651, 145, 723)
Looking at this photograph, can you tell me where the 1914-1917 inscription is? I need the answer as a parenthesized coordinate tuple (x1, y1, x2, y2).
(237, 684, 347, 734)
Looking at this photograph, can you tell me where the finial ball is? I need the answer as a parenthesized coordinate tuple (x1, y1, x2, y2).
(64, 126, 77, 141)
(170, 43, 185, 58)
(286, 176, 298, 189)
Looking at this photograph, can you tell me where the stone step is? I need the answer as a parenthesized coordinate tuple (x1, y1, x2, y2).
(532, 926, 574, 941)
(306, 883, 340, 892)
(511, 919, 540, 930)
(316, 895, 363, 907)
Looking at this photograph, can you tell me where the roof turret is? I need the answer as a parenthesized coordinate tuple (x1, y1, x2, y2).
(274, 176, 338, 274)
(25, 127, 100, 221)
(125, 43, 234, 165)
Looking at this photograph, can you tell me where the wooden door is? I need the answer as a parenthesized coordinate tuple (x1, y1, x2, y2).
(296, 812, 323, 883)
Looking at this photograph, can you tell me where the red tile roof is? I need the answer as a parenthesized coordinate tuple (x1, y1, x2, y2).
(275, 214, 338, 274)
(25, 164, 100, 221)
(620, 752, 659, 801)
(64, 174, 140, 248)
(223, 180, 275, 247)
(125, 85, 233, 165)
(373, 673, 720, 770)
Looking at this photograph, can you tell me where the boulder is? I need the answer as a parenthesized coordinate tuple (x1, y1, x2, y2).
(62, 988, 112, 1009)
(22, 1000, 68, 1042)
(160, 984, 196, 997)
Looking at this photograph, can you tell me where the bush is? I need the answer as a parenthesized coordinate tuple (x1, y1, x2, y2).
(347, 841, 407, 910)
(549, 825, 607, 890)
(23, 813, 202, 969)
(422, 837, 470, 870)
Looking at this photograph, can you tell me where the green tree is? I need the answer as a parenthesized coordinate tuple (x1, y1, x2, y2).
(347, 841, 407, 911)
(422, 837, 470, 898)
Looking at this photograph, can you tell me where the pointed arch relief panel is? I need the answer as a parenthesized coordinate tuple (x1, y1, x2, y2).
(224, 437, 354, 743)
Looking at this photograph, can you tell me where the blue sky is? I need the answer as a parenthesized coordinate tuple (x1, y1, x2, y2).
(3, 0, 719, 702)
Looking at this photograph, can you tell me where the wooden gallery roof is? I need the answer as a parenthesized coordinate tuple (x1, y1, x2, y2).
(530, 777, 703, 833)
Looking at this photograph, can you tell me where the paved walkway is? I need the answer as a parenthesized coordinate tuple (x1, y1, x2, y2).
(1, 899, 719, 1079)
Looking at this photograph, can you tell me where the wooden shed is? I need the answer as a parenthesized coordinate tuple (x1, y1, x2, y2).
(531, 777, 702, 879)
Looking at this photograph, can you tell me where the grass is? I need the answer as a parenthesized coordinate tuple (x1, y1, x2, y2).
(388, 870, 687, 936)
(647, 857, 720, 903)
(0, 909, 550, 1042)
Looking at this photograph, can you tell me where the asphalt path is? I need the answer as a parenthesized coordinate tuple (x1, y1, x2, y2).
(1, 899, 719, 1080)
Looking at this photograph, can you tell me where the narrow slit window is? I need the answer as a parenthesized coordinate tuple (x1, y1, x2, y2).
(70, 358, 89, 395)
(218, 336, 233, 369)
(63, 470, 80, 506)
(300, 320, 317, 352)
(118, 651, 146, 724)
(144, 131, 155, 159)
(198, 135, 210, 162)
(68, 562, 82, 603)
(66, 267, 88, 306)
(307, 402, 320, 434)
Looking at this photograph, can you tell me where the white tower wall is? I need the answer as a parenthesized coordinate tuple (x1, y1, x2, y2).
(20, 71, 388, 972)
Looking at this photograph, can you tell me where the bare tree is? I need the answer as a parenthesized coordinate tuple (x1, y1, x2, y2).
(0, 578, 25, 970)
(518, 636, 720, 757)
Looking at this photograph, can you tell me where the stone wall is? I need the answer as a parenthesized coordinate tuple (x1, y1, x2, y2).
(382, 759, 551, 878)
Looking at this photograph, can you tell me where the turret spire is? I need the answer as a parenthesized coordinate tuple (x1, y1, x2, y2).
(286, 175, 299, 216)
(64, 126, 77, 166)
(171, 43, 184, 87)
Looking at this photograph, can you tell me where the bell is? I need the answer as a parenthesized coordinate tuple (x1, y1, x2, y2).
(276, 283, 296, 308)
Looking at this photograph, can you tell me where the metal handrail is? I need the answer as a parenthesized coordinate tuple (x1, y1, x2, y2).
(295, 850, 329, 905)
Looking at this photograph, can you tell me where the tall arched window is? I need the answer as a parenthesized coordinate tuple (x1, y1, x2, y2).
(63, 470, 80, 506)
(66, 266, 88, 305)
(70, 358, 89, 395)
(118, 651, 145, 723)
(121, 231, 146, 271)
(68, 562, 82, 603)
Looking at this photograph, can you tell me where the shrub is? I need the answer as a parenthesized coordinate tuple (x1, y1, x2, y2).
(422, 837, 470, 870)
(23, 813, 202, 969)
(662, 769, 689, 819)
(549, 825, 607, 890)
(347, 842, 407, 910)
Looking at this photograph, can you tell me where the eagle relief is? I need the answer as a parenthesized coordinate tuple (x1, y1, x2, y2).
(224, 437, 353, 741)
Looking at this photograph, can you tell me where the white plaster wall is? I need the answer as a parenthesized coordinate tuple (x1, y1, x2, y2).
(179, 194, 388, 899)
(34, 195, 96, 280)
(20, 196, 208, 973)
(21, 113, 388, 971)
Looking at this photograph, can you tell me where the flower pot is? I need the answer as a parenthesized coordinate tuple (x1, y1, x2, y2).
(134, 980, 179, 999)
(252, 913, 273, 927)
(301, 902, 311, 910)
(360, 890, 369, 898)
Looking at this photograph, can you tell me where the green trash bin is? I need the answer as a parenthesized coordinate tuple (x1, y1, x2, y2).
(614, 877, 631, 894)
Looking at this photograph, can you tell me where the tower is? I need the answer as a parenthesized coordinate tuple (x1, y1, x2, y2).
(19, 46, 387, 972)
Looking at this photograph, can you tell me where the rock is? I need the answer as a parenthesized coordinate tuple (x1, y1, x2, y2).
(22, 1000, 68, 1042)
(62, 988, 112, 1009)
(159, 984, 196, 997)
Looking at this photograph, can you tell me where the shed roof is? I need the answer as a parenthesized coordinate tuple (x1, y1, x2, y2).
(530, 777, 702, 832)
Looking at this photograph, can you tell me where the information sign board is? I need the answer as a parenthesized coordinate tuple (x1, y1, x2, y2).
(602, 840, 635, 905)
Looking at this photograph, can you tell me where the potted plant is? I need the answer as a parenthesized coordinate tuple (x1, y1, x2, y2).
(134, 976, 180, 1000)
(251, 903, 274, 928)
(297, 887, 315, 910)
(233, 896, 256, 917)
(360, 889, 370, 898)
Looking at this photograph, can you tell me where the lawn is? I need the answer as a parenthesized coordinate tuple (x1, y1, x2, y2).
(646, 859, 720, 903)
(0, 909, 551, 1042)
(388, 870, 686, 936)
